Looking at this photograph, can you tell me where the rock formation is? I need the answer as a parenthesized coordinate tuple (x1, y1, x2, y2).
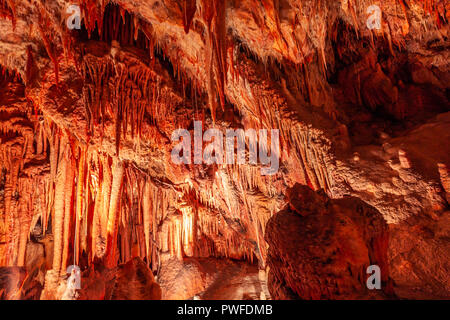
(0, 0, 448, 299)
(266, 184, 393, 299)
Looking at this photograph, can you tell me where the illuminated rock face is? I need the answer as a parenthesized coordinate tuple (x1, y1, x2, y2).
(265, 184, 392, 300)
(0, 0, 448, 299)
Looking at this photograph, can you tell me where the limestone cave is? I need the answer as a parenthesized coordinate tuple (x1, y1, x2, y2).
(0, 0, 449, 300)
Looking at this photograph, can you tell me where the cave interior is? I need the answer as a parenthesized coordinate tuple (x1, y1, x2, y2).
(0, 0, 449, 300)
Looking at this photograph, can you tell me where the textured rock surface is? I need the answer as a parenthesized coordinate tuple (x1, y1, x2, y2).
(266, 184, 393, 299)
(0, 266, 43, 300)
(389, 211, 450, 299)
(0, 0, 448, 299)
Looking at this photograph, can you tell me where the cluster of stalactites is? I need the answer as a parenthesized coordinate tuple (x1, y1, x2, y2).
(1, 112, 279, 270)
(196, 209, 256, 262)
(178, 167, 284, 266)
(228, 54, 337, 195)
(0, 70, 49, 267)
(0, 118, 123, 272)
(0, 0, 16, 29)
(81, 51, 178, 155)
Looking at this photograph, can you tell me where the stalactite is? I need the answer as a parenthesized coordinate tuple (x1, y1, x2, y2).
(81, 152, 93, 256)
(3, 146, 20, 266)
(16, 214, 28, 266)
(121, 211, 131, 263)
(100, 155, 112, 240)
(25, 45, 35, 86)
(181, 206, 194, 257)
(105, 158, 124, 268)
(261, 0, 287, 59)
(212, 0, 227, 110)
(74, 146, 86, 265)
(183, 0, 197, 34)
(36, 15, 59, 86)
(82, 46, 170, 153)
(80, 0, 104, 38)
(61, 153, 75, 274)
(52, 134, 68, 273)
(142, 180, 151, 264)
(91, 161, 101, 260)
(121, 167, 135, 262)
(198, 0, 228, 122)
(170, 214, 183, 260)
(151, 186, 158, 272)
